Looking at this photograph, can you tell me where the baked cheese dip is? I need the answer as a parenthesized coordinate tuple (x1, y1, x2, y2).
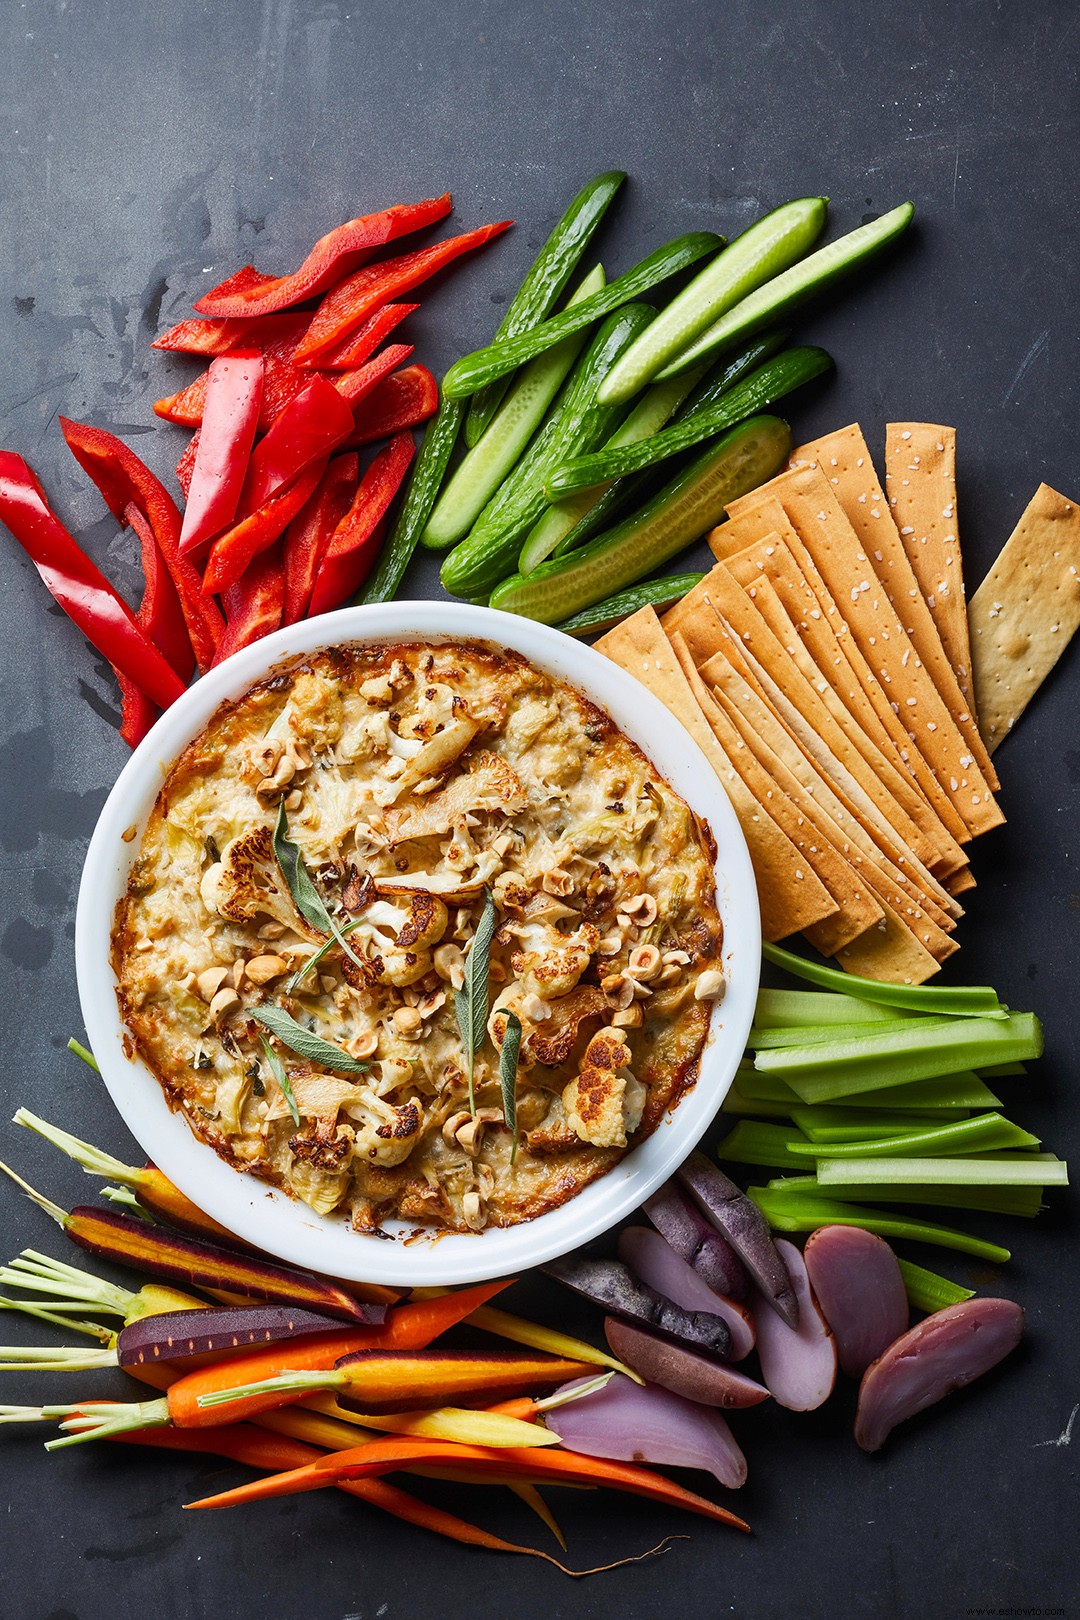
(113, 641, 725, 1234)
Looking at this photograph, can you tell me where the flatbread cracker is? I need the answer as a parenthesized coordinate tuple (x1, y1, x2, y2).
(712, 496, 973, 854)
(792, 423, 998, 789)
(595, 608, 838, 940)
(884, 423, 976, 717)
(727, 463, 1004, 839)
(668, 632, 884, 954)
(968, 483, 1080, 752)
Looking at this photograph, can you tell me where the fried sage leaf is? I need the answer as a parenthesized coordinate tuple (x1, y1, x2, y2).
(252, 1007, 369, 1078)
(273, 801, 364, 972)
(454, 889, 497, 1113)
(259, 1035, 300, 1127)
(499, 1010, 522, 1162)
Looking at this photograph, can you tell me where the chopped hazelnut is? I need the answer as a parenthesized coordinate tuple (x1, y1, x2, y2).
(349, 1030, 379, 1059)
(245, 954, 289, 985)
(207, 987, 241, 1023)
(393, 1006, 423, 1037)
(196, 966, 230, 1003)
(622, 892, 659, 925)
(257, 922, 287, 941)
(628, 944, 662, 981)
(694, 968, 725, 1001)
(284, 789, 303, 811)
(613, 1003, 643, 1028)
(541, 868, 574, 897)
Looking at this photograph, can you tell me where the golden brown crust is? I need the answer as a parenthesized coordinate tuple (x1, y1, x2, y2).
(113, 641, 724, 1234)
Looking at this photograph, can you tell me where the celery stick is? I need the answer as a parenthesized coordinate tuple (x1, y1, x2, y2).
(747, 1186, 1011, 1262)
(816, 1155, 1069, 1188)
(790, 1106, 968, 1142)
(896, 1258, 975, 1313)
(981, 1062, 1026, 1078)
(734, 1068, 1001, 1110)
(716, 1121, 812, 1169)
(753, 988, 915, 1029)
(748, 1016, 952, 1050)
(762, 941, 1007, 1018)
(758, 1013, 1042, 1101)
(763, 1174, 1044, 1217)
(721, 1085, 796, 1120)
(787, 1112, 1039, 1160)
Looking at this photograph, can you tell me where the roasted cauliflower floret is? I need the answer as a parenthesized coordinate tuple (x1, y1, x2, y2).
(199, 827, 318, 940)
(373, 686, 482, 807)
(383, 751, 526, 845)
(344, 893, 449, 988)
(348, 1096, 425, 1166)
(509, 917, 600, 1001)
(562, 1026, 638, 1149)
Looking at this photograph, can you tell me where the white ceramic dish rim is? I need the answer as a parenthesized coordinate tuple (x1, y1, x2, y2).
(75, 601, 761, 1287)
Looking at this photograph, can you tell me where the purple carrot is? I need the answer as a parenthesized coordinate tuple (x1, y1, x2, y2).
(116, 1303, 383, 1368)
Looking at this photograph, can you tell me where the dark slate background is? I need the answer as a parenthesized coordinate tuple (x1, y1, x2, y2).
(1, 2, 1077, 1617)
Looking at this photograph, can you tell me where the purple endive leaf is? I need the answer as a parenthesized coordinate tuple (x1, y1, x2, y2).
(750, 1239, 837, 1411)
(604, 1317, 770, 1410)
(618, 1226, 755, 1360)
(546, 1372, 747, 1488)
(855, 1297, 1024, 1452)
(803, 1226, 909, 1380)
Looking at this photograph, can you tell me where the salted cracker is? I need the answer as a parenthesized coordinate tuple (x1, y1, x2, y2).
(595, 608, 838, 940)
(791, 423, 998, 790)
(883, 424, 976, 718)
(968, 483, 1080, 752)
(726, 463, 1004, 841)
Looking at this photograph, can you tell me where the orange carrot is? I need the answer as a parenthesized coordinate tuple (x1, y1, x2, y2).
(187, 1435, 751, 1530)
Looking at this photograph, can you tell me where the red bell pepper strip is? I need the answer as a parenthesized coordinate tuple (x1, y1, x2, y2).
(155, 328, 321, 433)
(304, 301, 418, 371)
(236, 376, 354, 516)
(58, 417, 223, 674)
(333, 344, 414, 408)
(176, 433, 199, 499)
(203, 460, 325, 595)
(282, 454, 358, 625)
(153, 312, 310, 356)
(293, 222, 513, 367)
(0, 451, 186, 711)
(344, 365, 439, 447)
(308, 433, 414, 616)
(213, 538, 286, 666)
(193, 195, 454, 318)
(117, 503, 194, 746)
(179, 351, 263, 555)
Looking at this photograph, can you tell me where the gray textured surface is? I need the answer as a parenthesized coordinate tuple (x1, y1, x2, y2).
(0, 1, 1077, 1616)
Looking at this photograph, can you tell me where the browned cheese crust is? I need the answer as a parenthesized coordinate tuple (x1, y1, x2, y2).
(113, 642, 724, 1234)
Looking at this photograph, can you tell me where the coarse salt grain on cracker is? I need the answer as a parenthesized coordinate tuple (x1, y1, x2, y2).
(791, 423, 998, 790)
(595, 608, 838, 941)
(884, 423, 977, 718)
(716, 491, 972, 853)
(668, 631, 884, 955)
(968, 483, 1080, 752)
(727, 462, 1004, 840)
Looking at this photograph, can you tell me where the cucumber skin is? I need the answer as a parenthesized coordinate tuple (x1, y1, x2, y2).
(421, 264, 607, 552)
(658, 201, 915, 380)
(546, 345, 831, 497)
(442, 231, 724, 398)
(359, 396, 463, 605)
(490, 415, 792, 624)
(440, 303, 655, 599)
(554, 572, 705, 637)
(597, 197, 827, 405)
(464, 170, 626, 447)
